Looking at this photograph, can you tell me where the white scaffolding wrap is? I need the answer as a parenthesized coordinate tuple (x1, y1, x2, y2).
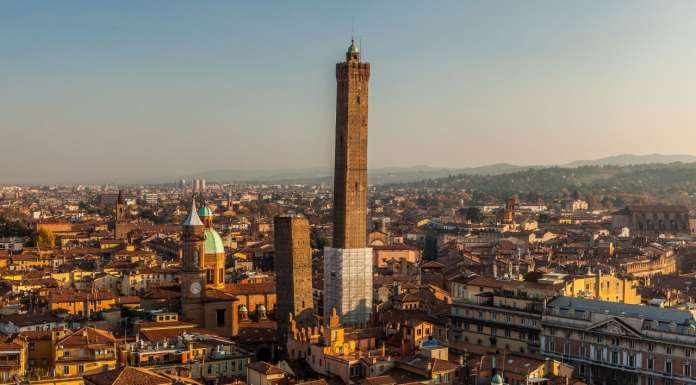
(323, 247, 373, 325)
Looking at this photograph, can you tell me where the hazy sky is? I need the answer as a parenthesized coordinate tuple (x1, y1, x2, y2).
(2, 1, 696, 184)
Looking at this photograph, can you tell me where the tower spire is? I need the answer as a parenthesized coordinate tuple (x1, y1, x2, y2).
(183, 195, 203, 227)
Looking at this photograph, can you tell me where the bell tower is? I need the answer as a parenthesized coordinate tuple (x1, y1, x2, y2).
(114, 190, 128, 239)
(180, 198, 206, 325)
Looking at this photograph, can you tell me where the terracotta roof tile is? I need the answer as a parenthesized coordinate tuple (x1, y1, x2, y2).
(84, 365, 172, 385)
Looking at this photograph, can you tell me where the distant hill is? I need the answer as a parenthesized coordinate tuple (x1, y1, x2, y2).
(563, 154, 696, 167)
(389, 162, 696, 208)
(172, 164, 537, 185)
(158, 153, 696, 186)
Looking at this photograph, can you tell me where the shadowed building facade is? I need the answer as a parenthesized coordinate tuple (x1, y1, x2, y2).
(324, 39, 373, 326)
(274, 216, 314, 344)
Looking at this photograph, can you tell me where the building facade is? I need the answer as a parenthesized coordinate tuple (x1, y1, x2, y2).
(612, 205, 690, 234)
(542, 296, 696, 385)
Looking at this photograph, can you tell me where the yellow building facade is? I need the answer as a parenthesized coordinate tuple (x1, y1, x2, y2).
(562, 273, 640, 304)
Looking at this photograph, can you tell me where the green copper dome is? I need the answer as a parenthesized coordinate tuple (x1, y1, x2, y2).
(348, 38, 359, 54)
(198, 205, 213, 218)
(204, 228, 225, 255)
(491, 374, 504, 385)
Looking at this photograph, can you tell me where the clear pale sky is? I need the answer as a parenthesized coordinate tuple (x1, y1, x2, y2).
(2, 1, 696, 184)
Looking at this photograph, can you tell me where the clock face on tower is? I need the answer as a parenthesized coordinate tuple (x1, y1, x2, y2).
(190, 282, 202, 295)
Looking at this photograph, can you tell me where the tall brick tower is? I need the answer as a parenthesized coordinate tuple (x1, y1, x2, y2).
(113, 190, 129, 239)
(274, 216, 314, 345)
(333, 38, 370, 249)
(324, 39, 373, 326)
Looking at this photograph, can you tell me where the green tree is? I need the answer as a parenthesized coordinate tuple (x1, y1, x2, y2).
(36, 227, 55, 249)
(464, 207, 484, 223)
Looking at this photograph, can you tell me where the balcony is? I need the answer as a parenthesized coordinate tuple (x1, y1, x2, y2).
(0, 360, 19, 368)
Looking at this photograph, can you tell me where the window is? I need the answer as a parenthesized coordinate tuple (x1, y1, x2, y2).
(685, 363, 692, 378)
(611, 351, 619, 365)
(686, 348, 692, 358)
(629, 340, 636, 349)
(666, 346, 672, 355)
(628, 354, 635, 368)
(647, 357, 654, 370)
(648, 343, 655, 352)
(504, 329, 511, 338)
(216, 309, 226, 327)
(477, 324, 483, 333)
(666, 361, 672, 375)
(63, 366, 69, 375)
(611, 337, 620, 346)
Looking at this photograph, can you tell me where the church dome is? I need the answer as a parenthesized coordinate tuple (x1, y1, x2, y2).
(491, 373, 504, 385)
(204, 228, 225, 255)
(198, 205, 213, 218)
